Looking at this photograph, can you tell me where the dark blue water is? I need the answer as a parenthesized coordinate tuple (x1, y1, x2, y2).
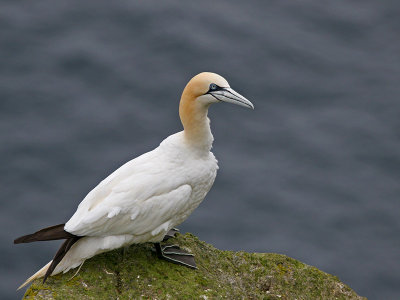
(1, 1, 399, 299)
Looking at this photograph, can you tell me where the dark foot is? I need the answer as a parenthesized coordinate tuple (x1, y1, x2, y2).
(154, 242, 197, 269)
(162, 228, 180, 242)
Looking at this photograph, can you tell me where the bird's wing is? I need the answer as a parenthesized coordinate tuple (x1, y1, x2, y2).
(64, 149, 193, 237)
(65, 182, 192, 238)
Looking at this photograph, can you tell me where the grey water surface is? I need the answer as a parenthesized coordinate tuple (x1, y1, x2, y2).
(1, 1, 399, 299)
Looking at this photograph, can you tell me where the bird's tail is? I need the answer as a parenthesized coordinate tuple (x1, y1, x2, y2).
(15, 234, 132, 290)
(15, 224, 82, 289)
(17, 261, 51, 290)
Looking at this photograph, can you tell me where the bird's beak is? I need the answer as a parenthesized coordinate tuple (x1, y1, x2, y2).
(209, 87, 254, 109)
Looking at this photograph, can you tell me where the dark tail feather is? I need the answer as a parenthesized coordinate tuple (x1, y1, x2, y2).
(14, 224, 77, 244)
(43, 236, 82, 283)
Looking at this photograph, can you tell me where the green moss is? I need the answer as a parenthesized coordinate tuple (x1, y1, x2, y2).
(23, 233, 366, 299)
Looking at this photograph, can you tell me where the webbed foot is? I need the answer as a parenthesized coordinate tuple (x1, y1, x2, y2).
(162, 228, 180, 242)
(154, 242, 197, 269)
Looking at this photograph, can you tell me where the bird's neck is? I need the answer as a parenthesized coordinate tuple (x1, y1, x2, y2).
(179, 97, 214, 153)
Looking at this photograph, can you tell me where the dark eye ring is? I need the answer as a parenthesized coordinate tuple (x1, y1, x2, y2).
(210, 83, 217, 91)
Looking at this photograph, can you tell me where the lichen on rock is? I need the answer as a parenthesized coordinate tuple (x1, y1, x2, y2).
(23, 233, 366, 299)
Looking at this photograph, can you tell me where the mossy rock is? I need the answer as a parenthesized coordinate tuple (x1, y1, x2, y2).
(23, 233, 366, 299)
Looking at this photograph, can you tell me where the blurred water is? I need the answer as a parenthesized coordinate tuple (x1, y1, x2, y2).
(1, 1, 399, 299)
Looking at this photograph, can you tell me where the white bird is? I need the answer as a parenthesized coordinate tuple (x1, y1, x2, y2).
(14, 72, 254, 289)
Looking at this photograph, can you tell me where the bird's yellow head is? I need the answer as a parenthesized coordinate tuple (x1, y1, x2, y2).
(180, 72, 254, 110)
(179, 72, 253, 147)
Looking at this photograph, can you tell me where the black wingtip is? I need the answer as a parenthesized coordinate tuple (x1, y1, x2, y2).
(43, 236, 81, 282)
(14, 224, 77, 244)
(14, 234, 34, 244)
(14, 224, 83, 284)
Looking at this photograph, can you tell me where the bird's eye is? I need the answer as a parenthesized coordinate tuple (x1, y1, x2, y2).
(210, 83, 217, 91)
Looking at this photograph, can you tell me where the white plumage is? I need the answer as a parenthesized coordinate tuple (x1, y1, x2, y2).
(16, 72, 253, 289)
(55, 132, 218, 276)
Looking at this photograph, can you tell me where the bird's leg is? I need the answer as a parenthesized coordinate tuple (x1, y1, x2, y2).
(162, 228, 180, 242)
(154, 242, 197, 269)
(122, 246, 129, 261)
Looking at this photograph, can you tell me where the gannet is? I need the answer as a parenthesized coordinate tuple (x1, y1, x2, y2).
(14, 72, 254, 289)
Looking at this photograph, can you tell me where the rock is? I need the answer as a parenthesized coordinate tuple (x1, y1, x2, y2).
(23, 233, 366, 299)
